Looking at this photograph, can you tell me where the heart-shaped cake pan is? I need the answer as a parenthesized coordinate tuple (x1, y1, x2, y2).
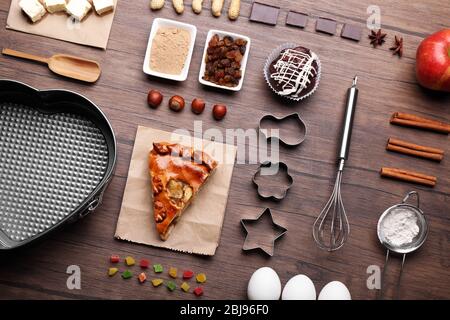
(0, 80, 116, 250)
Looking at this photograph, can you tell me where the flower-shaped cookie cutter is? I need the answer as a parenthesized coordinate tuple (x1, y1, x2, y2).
(241, 208, 288, 256)
(258, 113, 307, 147)
(252, 161, 294, 201)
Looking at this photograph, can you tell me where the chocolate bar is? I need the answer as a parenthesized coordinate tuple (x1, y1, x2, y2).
(316, 17, 337, 35)
(286, 11, 308, 28)
(250, 2, 280, 26)
(341, 24, 362, 41)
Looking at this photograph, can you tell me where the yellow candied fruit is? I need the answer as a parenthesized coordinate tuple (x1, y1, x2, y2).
(181, 282, 190, 292)
(169, 267, 178, 278)
(152, 278, 164, 287)
(125, 256, 135, 266)
(108, 267, 118, 276)
(196, 273, 206, 283)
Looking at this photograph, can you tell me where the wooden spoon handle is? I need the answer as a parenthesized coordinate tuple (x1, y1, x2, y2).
(2, 48, 49, 64)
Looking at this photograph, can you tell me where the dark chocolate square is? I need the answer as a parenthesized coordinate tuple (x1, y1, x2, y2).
(340, 24, 362, 41)
(286, 11, 308, 28)
(249, 2, 280, 26)
(316, 17, 337, 35)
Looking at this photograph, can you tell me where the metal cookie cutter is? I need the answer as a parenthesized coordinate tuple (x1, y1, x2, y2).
(253, 161, 293, 201)
(241, 208, 288, 257)
(377, 191, 428, 299)
(258, 113, 307, 147)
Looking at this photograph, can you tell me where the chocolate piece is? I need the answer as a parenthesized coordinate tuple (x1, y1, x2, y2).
(249, 2, 280, 26)
(341, 24, 362, 41)
(316, 17, 337, 35)
(268, 46, 319, 98)
(286, 11, 308, 28)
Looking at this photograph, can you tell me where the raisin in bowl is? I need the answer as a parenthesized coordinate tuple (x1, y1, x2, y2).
(199, 30, 251, 91)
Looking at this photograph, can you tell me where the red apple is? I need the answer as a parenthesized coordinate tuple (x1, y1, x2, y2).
(416, 29, 450, 92)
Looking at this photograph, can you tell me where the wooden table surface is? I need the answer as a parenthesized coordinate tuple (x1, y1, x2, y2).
(0, 0, 449, 300)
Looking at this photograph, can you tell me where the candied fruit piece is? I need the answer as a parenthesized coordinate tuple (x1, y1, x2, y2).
(125, 256, 135, 266)
(138, 272, 147, 283)
(153, 264, 163, 273)
(140, 259, 150, 269)
(108, 267, 118, 277)
(169, 267, 177, 278)
(196, 273, 207, 283)
(166, 281, 177, 291)
(183, 270, 194, 279)
(194, 287, 204, 297)
(181, 282, 190, 292)
(152, 279, 164, 287)
(121, 270, 133, 279)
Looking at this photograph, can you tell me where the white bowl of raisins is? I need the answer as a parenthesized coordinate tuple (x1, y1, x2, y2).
(199, 29, 251, 91)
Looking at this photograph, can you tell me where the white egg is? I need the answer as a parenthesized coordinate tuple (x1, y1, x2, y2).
(247, 267, 281, 300)
(318, 281, 351, 300)
(281, 274, 316, 300)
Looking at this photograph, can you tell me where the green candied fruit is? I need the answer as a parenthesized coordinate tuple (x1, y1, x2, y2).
(166, 281, 177, 292)
(121, 270, 133, 279)
(153, 264, 163, 273)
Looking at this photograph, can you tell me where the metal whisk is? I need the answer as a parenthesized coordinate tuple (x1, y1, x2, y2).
(312, 76, 359, 251)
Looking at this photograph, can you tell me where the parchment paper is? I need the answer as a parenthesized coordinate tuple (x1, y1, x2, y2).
(6, 0, 117, 49)
(115, 126, 237, 256)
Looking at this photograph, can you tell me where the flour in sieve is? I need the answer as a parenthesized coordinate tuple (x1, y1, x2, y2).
(381, 208, 420, 247)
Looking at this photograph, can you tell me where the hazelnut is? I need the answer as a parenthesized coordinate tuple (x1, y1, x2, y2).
(147, 89, 163, 108)
(152, 177, 163, 195)
(153, 142, 170, 155)
(154, 201, 164, 210)
(212, 104, 227, 120)
(191, 98, 206, 114)
(155, 210, 167, 223)
(169, 95, 185, 112)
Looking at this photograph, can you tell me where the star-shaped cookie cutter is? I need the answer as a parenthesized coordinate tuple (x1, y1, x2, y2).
(252, 161, 294, 201)
(241, 208, 288, 256)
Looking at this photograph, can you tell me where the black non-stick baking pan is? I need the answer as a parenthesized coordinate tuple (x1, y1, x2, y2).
(0, 80, 116, 250)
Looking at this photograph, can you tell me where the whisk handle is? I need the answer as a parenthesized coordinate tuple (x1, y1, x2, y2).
(339, 76, 359, 161)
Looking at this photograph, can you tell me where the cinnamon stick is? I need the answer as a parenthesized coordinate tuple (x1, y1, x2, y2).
(390, 112, 450, 134)
(386, 138, 444, 162)
(380, 167, 436, 187)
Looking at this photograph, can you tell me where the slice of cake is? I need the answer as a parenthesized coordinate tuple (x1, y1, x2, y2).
(148, 142, 217, 240)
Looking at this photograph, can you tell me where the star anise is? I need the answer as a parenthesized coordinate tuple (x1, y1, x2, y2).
(390, 35, 403, 57)
(368, 29, 387, 47)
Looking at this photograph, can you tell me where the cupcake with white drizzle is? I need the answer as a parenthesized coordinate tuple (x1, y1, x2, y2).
(264, 43, 321, 101)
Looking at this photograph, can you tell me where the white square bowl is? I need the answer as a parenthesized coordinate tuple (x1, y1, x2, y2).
(143, 18, 197, 81)
(199, 29, 251, 91)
